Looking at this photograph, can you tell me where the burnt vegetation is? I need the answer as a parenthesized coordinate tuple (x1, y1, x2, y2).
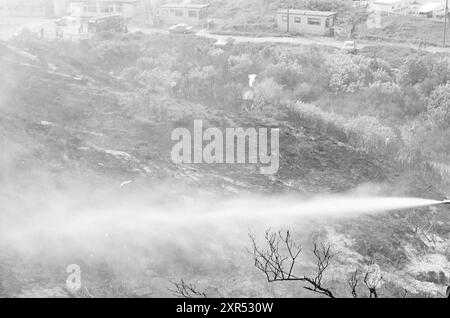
(170, 279, 207, 299)
(250, 230, 384, 298)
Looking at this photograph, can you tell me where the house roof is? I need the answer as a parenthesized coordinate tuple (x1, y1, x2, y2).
(276, 9, 336, 17)
(373, 0, 403, 5)
(69, 0, 139, 3)
(160, 3, 210, 9)
(419, 3, 445, 13)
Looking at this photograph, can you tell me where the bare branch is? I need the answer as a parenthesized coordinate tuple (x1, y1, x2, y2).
(170, 279, 207, 298)
(250, 229, 334, 298)
(303, 242, 334, 298)
(402, 289, 408, 298)
(347, 270, 359, 298)
(363, 264, 383, 298)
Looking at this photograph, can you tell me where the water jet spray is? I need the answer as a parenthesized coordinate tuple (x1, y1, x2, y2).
(433, 199, 450, 206)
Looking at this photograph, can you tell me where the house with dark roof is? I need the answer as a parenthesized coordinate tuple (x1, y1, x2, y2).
(157, 3, 209, 26)
(276, 9, 337, 36)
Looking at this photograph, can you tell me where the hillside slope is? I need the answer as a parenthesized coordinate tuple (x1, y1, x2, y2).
(0, 35, 448, 298)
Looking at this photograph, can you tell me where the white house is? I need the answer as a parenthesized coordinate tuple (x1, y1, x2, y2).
(373, 0, 409, 13)
(157, 3, 210, 26)
(69, 0, 140, 21)
(276, 9, 337, 36)
(418, 3, 446, 18)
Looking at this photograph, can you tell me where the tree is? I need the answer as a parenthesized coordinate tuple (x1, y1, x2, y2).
(326, 54, 369, 93)
(363, 263, 383, 298)
(401, 83, 450, 163)
(347, 270, 359, 298)
(249, 229, 335, 298)
(250, 229, 389, 298)
(397, 56, 430, 87)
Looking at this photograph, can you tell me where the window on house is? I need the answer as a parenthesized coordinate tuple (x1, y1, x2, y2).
(100, 4, 114, 13)
(328, 16, 335, 26)
(281, 15, 287, 21)
(174, 9, 183, 16)
(115, 3, 123, 12)
(161, 9, 168, 15)
(83, 5, 97, 13)
(199, 9, 206, 19)
(307, 17, 321, 25)
(188, 10, 197, 18)
(294, 16, 301, 23)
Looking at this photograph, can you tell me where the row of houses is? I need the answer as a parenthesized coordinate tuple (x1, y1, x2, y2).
(0, 0, 141, 20)
(68, 0, 139, 20)
(0, 1, 337, 36)
(0, 0, 210, 25)
(276, 1, 448, 36)
(16, 1, 450, 37)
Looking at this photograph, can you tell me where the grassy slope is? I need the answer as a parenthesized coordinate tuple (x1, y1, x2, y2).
(205, 0, 447, 46)
(0, 36, 448, 297)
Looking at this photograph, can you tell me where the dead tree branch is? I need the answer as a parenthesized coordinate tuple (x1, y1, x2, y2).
(250, 229, 335, 298)
(347, 270, 359, 298)
(170, 279, 207, 298)
(303, 242, 334, 298)
(363, 265, 383, 298)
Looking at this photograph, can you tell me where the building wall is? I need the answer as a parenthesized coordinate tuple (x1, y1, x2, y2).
(0, 0, 69, 17)
(276, 13, 335, 36)
(158, 7, 208, 26)
(374, 0, 408, 13)
(69, 1, 137, 21)
(418, 5, 446, 18)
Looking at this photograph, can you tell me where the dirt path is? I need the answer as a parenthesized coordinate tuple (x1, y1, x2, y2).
(131, 27, 450, 54)
(196, 29, 450, 54)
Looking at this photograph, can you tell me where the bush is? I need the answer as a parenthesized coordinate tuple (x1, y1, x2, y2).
(401, 84, 450, 163)
(228, 54, 255, 80)
(290, 102, 399, 157)
(254, 78, 283, 105)
(264, 60, 303, 90)
(91, 40, 141, 69)
(398, 56, 431, 87)
(326, 54, 371, 93)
